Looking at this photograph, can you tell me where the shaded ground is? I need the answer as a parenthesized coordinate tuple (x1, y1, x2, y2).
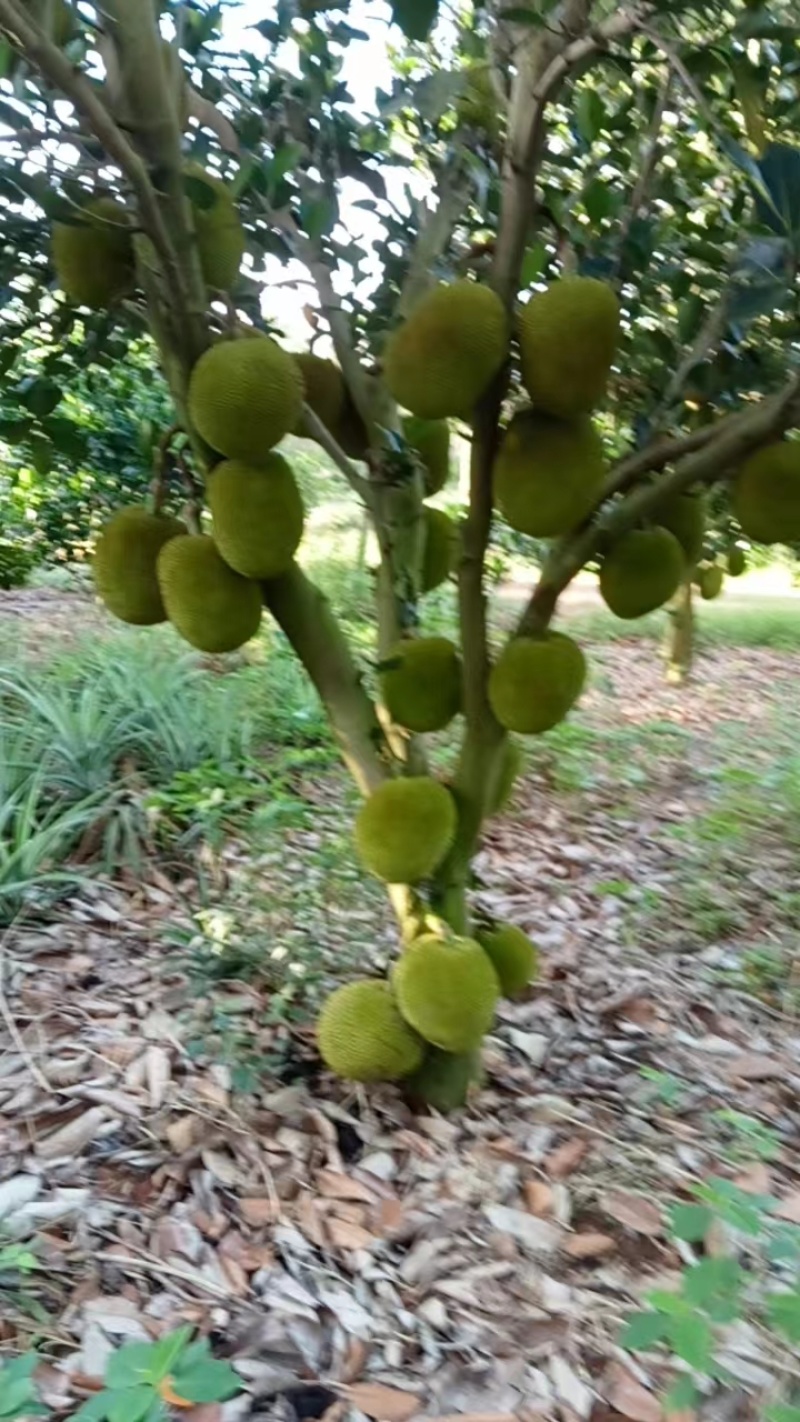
(1, 594, 800, 1421)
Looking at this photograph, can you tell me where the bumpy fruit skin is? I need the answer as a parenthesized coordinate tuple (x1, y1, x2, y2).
(52, 197, 134, 309)
(317, 980, 423, 1082)
(293, 353, 346, 435)
(381, 637, 462, 733)
(186, 164, 245, 292)
(727, 546, 746, 577)
(733, 442, 800, 544)
(404, 416, 451, 496)
(157, 534, 262, 653)
(478, 923, 538, 999)
(493, 409, 606, 538)
(405, 1046, 482, 1113)
(518, 275, 619, 419)
(188, 336, 304, 462)
(600, 527, 684, 619)
(422, 507, 458, 592)
(489, 633, 586, 735)
(393, 935, 499, 1053)
(657, 490, 706, 567)
(354, 777, 456, 884)
(93, 507, 186, 626)
(208, 456, 304, 580)
(698, 563, 724, 600)
(487, 739, 523, 816)
(384, 280, 508, 420)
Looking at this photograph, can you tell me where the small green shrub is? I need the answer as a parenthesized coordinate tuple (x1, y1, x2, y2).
(0, 539, 35, 590)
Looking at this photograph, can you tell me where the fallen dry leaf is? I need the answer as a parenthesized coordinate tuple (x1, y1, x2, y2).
(545, 1137, 589, 1178)
(603, 1191, 662, 1237)
(523, 1179, 554, 1216)
(776, 1190, 800, 1224)
(727, 1053, 783, 1081)
(483, 1203, 562, 1254)
(733, 1163, 771, 1195)
(602, 1362, 661, 1422)
(36, 1107, 109, 1160)
(564, 1231, 616, 1259)
(327, 1217, 377, 1251)
(317, 1169, 376, 1204)
(239, 1196, 280, 1227)
(344, 1382, 421, 1421)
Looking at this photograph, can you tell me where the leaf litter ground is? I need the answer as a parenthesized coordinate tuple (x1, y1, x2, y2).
(1, 597, 800, 1422)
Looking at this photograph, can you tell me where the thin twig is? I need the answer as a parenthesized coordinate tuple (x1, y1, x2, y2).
(300, 403, 371, 503)
(0, 930, 54, 1095)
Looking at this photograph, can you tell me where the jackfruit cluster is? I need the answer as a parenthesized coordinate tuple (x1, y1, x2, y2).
(207, 456, 304, 580)
(489, 632, 586, 735)
(355, 777, 456, 884)
(732, 441, 800, 544)
(518, 275, 619, 420)
(188, 334, 305, 462)
(494, 409, 606, 538)
(381, 637, 462, 733)
(404, 417, 451, 496)
(156, 534, 263, 653)
(478, 923, 538, 999)
(599, 527, 684, 619)
(186, 164, 245, 292)
(727, 545, 746, 577)
(384, 280, 508, 420)
(696, 563, 724, 600)
(317, 980, 423, 1082)
(405, 1046, 483, 1114)
(656, 490, 706, 568)
(52, 196, 134, 309)
(422, 507, 459, 592)
(393, 935, 499, 1052)
(93, 507, 186, 625)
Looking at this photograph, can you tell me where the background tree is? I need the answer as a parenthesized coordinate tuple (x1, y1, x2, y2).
(0, 0, 798, 1109)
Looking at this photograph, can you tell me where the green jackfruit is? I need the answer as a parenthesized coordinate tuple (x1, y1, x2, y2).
(393, 935, 499, 1053)
(727, 545, 746, 577)
(188, 336, 304, 463)
(487, 739, 523, 817)
(422, 507, 458, 592)
(518, 275, 619, 419)
(293, 353, 346, 435)
(331, 393, 370, 460)
(732, 442, 800, 544)
(599, 527, 684, 619)
(93, 507, 186, 626)
(698, 563, 724, 600)
(405, 1046, 482, 1113)
(404, 416, 451, 496)
(489, 633, 586, 735)
(478, 923, 538, 999)
(52, 196, 134, 309)
(354, 776, 456, 884)
(317, 980, 423, 1083)
(384, 280, 508, 420)
(157, 534, 262, 653)
(657, 490, 706, 567)
(456, 65, 502, 140)
(208, 456, 304, 580)
(186, 164, 245, 292)
(493, 408, 606, 538)
(381, 636, 462, 733)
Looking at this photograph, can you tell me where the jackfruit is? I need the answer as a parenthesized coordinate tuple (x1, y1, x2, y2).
(422, 507, 459, 592)
(698, 563, 724, 600)
(384, 280, 508, 420)
(488, 632, 586, 735)
(188, 336, 304, 462)
(727, 545, 746, 577)
(493, 408, 606, 538)
(208, 456, 304, 580)
(52, 196, 134, 309)
(354, 776, 456, 884)
(519, 275, 619, 419)
(478, 923, 538, 999)
(732, 441, 800, 544)
(317, 980, 423, 1083)
(393, 934, 499, 1052)
(93, 507, 186, 625)
(381, 636, 462, 733)
(487, 738, 523, 816)
(185, 164, 245, 292)
(293, 353, 346, 435)
(599, 527, 684, 619)
(405, 1046, 482, 1113)
(456, 65, 502, 140)
(404, 416, 451, 495)
(157, 534, 262, 653)
(331, 392, 370, 460)
(656, 490, 706, 567)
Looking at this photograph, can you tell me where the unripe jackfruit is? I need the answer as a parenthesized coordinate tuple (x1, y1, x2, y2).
(493, 408, 606, 538)
(733, 442, 800, 544)
(422, 507, 458, 592)
(188, 336, 304, 463)
(185, 164, 245, 292)
(489, 633, 586, 735)
(208, 456, 304, 580)
(478, 923, 538, 999)
(293, 353, 346, 435)
(405, 1046, 482, 1113)
(317, 980, 423, 1082)
(93, 507, 186, 626)
(697, 563, 724, 600)
(656, 490, 706, 567)
(456, 65, 502, 140)
(52, 196, 134, 309)
(599, 527, 684, 619)
(331, 393, 370, 460)
(518, 275, 619, 419)
(393, 935, 499, 1053)
(157, 534, 262, 653)
(727, 545, 746, 577)
(403, 416, 451, 496)
(354, 776, 456, 884)
(381, 636, 462, 733)
(384, 280, 508, 420)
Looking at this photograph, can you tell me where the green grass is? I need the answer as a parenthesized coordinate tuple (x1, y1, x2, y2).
(561, 597, 800, 651)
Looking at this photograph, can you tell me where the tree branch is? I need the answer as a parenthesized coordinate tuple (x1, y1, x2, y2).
(397, 153, 472, 319)
(299, 403, 372, 503)
(615, 70, 672, 286)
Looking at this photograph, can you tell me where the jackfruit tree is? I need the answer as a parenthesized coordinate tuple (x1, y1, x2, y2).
(1, 0, 799, 1109)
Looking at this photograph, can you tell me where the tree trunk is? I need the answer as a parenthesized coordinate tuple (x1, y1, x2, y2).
(664, 576, 694, 685)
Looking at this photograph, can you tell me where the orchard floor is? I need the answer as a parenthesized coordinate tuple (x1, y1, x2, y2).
(1, 584, 800, 1422)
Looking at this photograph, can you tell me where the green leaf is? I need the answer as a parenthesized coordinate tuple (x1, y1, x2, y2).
(390, 0, 438, 42)
(70, 1398, 110, 1422)
(766, 1289, 800, 1344)
(766, 1407, 800, 1422)
(583, 178, 616, 225)
(575, 88, 606, 144)
(669, 1202, 713, 1242)
(146, 1327, 194, 1381)
(668, 1314, 713, 1371)
(646, 1290, 689, 1316)
(497, 6, 544, 23)
(106, 1341, 160, 1390)
(171, 1359, 242, 1404)
(620, 1311, 669, 1351)
(664, 1376, 699, 1413)
(730, 56, 767, 154)
(108, 1386, 158, 1422)
(755, 143, 800, 250)
(520, 242, 547, 286)
(17, 377, 63, 419)
(683, 1256, 742, 1311)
